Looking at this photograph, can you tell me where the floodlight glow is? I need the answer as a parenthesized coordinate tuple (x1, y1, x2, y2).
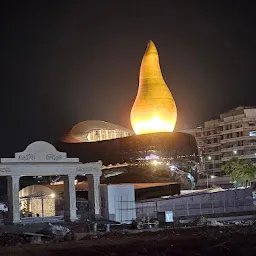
(50, 193, 55, 198)
(151, 160, 160, 166)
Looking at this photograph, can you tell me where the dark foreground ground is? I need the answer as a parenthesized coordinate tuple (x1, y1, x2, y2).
(0, 225, 256, 256)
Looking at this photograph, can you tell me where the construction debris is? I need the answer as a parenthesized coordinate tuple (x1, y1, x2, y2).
(0, 218, 255, 248)
(208, 220, 224, 226)
(47, 223, 70, 237)
(0, 233, 26, 246)
(131, 218, 159, 230)
(38, 223, 70, 238)
(29, 236, 43, 244)
(193, 216, 209, 226)
(0, 226, 255, 255)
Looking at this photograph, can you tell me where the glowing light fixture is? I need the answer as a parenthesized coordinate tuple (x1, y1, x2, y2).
(151, 160, 160, 166)
(130, 40, 177, 135)
(50, 193, 55, 198)
(145, 154, 160, 160)
(170, 165, 176, 171)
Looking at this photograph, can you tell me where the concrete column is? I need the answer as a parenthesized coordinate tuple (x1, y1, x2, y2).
(63, 174, 77, 222)
(7, 175, 21, 224)
(87, 174, 101, 219)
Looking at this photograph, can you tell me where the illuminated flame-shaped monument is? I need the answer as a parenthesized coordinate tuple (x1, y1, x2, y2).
(60, 40, 198, 190)
(130, 40, 177, 135)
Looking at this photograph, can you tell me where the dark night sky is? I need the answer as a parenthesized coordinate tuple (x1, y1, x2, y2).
(1, 0, 256, 156)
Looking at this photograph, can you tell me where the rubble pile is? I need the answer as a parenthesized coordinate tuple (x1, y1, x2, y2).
(223, 219, 255, 226)
(0, 223, 73, 246)
(189, 216, 256, 228)
(0, 219, 255, 249)
(41, 223, 71, 237)
(193, 216, 209, 226)
(0, 232, 26, 246)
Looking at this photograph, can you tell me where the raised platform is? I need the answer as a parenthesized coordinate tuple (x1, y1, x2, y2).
(56, 132, 198, 165)
(56, 132, 198, 188)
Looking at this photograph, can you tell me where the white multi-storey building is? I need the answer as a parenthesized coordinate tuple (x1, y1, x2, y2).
(182, 106, 256, 178)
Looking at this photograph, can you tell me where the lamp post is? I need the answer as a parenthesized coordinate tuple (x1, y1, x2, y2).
(206, 156, 212, 189)
(41, 194, 44, 217)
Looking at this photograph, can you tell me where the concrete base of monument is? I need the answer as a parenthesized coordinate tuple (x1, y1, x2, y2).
(101, 166, 191, 190)
(57, 132, 199, 190)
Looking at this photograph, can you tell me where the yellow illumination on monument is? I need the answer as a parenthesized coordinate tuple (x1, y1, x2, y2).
(130, 40, 177, 135)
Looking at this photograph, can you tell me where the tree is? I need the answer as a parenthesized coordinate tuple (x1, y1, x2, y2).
(222, 157, 256, 186)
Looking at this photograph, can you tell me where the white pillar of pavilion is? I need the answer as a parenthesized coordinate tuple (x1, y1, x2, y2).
(87, 173, 101, 219)
(7, 175, 21, 224)
(63, 174, 77, 222)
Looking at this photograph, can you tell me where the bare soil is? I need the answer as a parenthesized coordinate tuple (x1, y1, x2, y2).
(0, 225, 256, 256)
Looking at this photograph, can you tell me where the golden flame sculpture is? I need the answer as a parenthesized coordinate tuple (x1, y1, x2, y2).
(130, 40, 177, 135)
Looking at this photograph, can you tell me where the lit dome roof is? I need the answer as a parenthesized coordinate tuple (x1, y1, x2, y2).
(62, 120, 134, 143)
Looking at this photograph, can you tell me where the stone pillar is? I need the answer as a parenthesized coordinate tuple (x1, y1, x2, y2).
(87, 174, 101, 219)
(63, 174, 77, 222)
(7, 175, 21, 224)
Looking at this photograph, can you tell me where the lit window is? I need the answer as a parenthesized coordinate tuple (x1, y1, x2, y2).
(249, 131, 256, 137)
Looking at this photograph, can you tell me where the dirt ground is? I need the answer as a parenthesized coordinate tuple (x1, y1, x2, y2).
(0, 225, 256, 256)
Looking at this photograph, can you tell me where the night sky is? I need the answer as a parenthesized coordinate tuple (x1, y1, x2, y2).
(2, 1, 256, 157)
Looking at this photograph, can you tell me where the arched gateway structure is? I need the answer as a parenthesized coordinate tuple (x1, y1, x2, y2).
(0, 141, 102, 224)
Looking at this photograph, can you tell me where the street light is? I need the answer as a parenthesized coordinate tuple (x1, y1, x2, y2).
(50, 193, 55, 198)
(206, 156, 212, 189)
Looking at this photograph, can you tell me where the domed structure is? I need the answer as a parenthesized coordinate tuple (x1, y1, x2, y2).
(62, 120, 134, 143)
(130, 40, 177, 135)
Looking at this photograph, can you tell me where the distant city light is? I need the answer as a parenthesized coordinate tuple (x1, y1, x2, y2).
(208, 156, 212, 160)
(233, 150, 237, 154)
(210, 175, 216, 179)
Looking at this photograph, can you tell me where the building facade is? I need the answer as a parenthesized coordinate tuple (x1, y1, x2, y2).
(182, 106, 256, 177)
